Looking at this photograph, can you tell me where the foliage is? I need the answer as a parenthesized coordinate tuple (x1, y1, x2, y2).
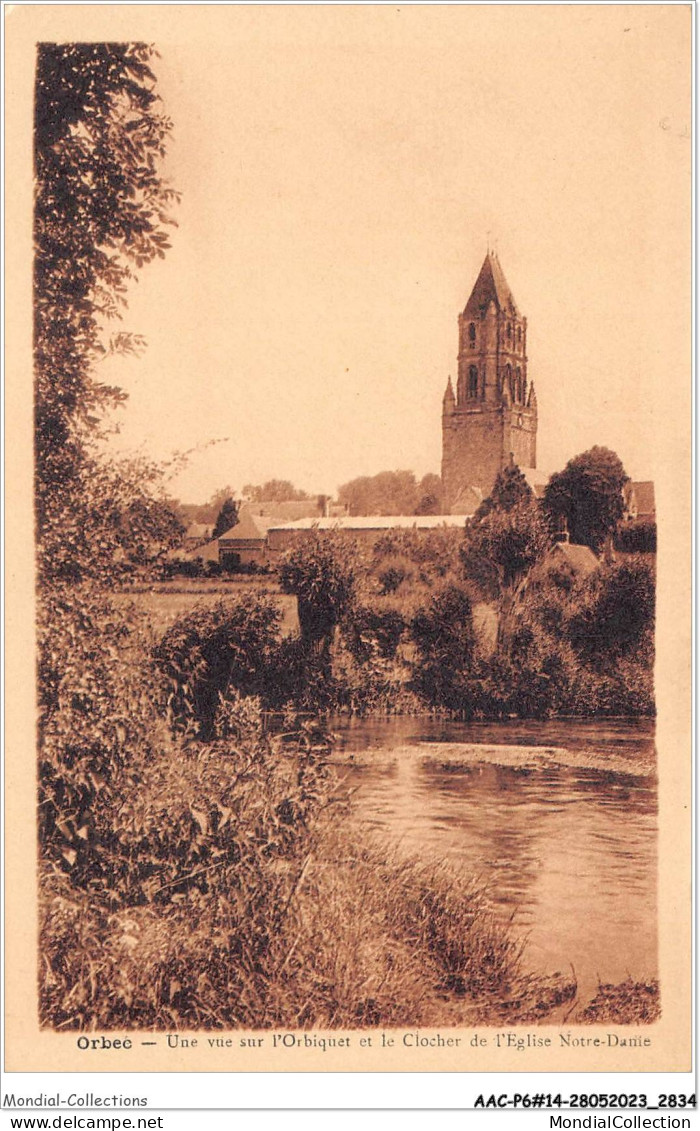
(34, 42, 181, 582)
(179, 486, 237, 526)
(278, 531, 359, 650)
(212, 496, 240, 539)
(243, 480, 311, 503)
(40, 453, 185, 584)
(615, 521, 657, 554)
(37, 587, 163, 888)
(461, 494, 551, 602)
(473, 461, 533, 521)
(566, 557, 655, 668)
(337, 470, 442, 517)
(377, 557, 416, 595)
(414, 473, 444, 515)
(153, 596, 283, 736)
(543, 446, 628, 552)
(411, 585, 479, 710)
(371, 526, 464, 581)
(40, 697, 339, 1028)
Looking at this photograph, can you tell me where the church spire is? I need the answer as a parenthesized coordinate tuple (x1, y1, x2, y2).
(443, 375, 456, 413)
(463, 250, 520, 319)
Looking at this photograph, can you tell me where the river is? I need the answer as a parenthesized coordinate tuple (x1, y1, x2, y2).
(331, 716, 657, 1005)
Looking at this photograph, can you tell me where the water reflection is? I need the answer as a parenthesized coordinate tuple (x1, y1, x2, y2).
(332, 717, 657, 1002)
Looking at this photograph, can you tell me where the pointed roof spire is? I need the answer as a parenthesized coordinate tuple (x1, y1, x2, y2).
(443, 375, 456, 411)
(463, 251, 520, 319)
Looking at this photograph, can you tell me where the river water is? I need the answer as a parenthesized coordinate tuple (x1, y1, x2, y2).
(331, 716, 657, 1003)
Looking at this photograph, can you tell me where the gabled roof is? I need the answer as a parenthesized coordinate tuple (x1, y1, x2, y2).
(184, 537, 220, 563)
(548, 542, 599, 576)
(219, 506, 269, 543)
(624, 481, 656, 519)
(463, 251, 520, 318)
(184, 522, 213, 541)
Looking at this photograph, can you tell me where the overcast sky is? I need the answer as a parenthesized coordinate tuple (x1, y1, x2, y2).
(87, 5, 692, 503)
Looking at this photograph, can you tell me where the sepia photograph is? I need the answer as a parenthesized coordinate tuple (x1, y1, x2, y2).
(4, 3, 692, 1076)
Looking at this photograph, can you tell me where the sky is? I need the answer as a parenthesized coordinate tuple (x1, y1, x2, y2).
(84, 4, 692, 504)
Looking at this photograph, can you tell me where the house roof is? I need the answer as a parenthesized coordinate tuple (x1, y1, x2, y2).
(463, 251, 520, 319)
(184, 522, 213, 541)
(219, 507, 270, 543)
(520, 466, 551, 498)
(268, 514, 470, 533)
(626, 481, 656, 518)
(548, 542, 599, 576)
(184, 537, 220, 563)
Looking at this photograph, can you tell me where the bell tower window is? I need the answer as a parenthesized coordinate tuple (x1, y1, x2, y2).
(468, 365, 478, 398)
(468, 322, 476, 348)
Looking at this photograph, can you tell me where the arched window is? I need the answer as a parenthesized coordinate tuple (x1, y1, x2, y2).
(469, 365, 478, 398)
(516, 367, 522, 402)
(517, 325, 522, 345)
(507, 322, 512, 343)
(468, 322, 476, 342)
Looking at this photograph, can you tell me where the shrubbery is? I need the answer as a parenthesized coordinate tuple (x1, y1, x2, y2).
(154, 596, 283, 735)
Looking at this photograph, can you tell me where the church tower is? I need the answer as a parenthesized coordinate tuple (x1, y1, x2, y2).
(441, 251, 537, 512)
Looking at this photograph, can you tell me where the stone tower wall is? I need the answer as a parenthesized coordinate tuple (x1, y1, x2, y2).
(442, 253, 537, 510)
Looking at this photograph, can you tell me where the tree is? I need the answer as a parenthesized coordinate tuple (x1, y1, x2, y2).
(243, 480, 310, 503)
(414, 473, 443, 515)
(460, 485, 551, 650)
(473, 461, 532, 521)
(338, 470, 419, 515)
(213, 496, 240, 538)
(34, 43, 180, 579)
(278, 531, 358, 655)
(542, 447, 628, 553)
(411, 584, 478, 709)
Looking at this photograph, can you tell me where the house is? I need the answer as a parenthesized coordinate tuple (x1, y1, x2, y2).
(217, 506, 273, 569)
(623, 482, 656, 524)
(181, 522, 214, 550)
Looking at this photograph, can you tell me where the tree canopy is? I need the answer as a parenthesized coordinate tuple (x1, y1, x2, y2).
(338, 470, 442, 516)
(34, 42, 181, 580)
(212, 496, 240, 539)
(473, 461, 533, 521)
(243, 480, 310, 503)
(542, 446, 628, 553)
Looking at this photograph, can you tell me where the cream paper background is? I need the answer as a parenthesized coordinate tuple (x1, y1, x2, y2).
(4, 3, 692, 1073)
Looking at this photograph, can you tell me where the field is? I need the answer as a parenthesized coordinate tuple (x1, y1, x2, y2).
(113, 578, 300, 638)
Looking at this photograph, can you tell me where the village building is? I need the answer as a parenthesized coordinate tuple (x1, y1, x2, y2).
(623, 481, 656, 525)
(266, 513, 470, 556)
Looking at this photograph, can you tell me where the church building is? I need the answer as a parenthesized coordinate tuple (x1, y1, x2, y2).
(441, 251, 538, 513)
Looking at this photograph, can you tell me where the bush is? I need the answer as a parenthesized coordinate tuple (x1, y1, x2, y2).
(566, 556, 655, 668)
(279, 532, 359, 652)
(615, 522, 657, 554)
(411, 585, 479, 711)
(153, 595, 283, 737)
(377, 557, 415, 595)
(40, 698, 338, 1028)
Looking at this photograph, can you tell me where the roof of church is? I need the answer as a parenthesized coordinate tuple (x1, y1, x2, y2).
(463, 251, 520, 318)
